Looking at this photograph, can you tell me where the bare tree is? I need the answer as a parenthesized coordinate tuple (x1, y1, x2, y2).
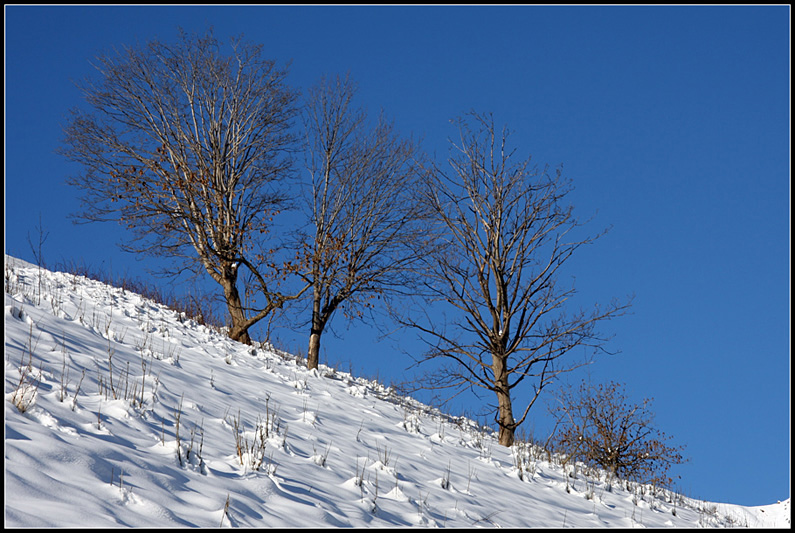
(549, 380, 686, 487)
(406, 112, 631, 446)
(60, 29, 306, 344)
(297, 74, 427, 370)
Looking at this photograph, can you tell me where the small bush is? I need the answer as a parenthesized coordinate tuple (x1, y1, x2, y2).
(549, 380, 686, 488)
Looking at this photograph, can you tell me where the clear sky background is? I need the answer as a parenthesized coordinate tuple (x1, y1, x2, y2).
(4, 5, 789, 507)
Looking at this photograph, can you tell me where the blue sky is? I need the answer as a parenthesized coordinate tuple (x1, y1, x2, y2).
(4, 5, 789, 506)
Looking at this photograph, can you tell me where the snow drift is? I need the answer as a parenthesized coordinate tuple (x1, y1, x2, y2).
(4, 255, 789, 527)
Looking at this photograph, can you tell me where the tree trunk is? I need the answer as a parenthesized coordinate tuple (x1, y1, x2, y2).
(497, 390, 516, 447)
(307, 329, 322, 370)
(220, 270, 252, 345)
(306, 292, 325, 370)
(493, 353, 516, 447)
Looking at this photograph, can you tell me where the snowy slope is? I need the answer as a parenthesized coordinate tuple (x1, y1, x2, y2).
(4, 255, 790, 528)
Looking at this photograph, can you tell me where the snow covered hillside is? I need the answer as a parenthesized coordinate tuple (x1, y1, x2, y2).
(4, 255, 790, 527)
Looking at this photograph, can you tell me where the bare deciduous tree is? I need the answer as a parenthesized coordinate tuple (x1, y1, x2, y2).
(406, 112, 631, 446)
(549, 380, 686, 487)
(297, 74, 427, 370)
(60, 29, 306, 344)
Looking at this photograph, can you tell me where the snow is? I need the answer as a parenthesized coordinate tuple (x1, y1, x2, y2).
(4, 255, 790, 528)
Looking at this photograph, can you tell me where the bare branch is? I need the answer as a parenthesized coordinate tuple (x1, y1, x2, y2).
(298, 74, 430, 369)
(60, 29, 304, 344)
(404, 111, 631, 446)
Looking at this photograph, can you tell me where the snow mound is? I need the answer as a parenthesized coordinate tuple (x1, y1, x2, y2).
(4, 256, 789, 527)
